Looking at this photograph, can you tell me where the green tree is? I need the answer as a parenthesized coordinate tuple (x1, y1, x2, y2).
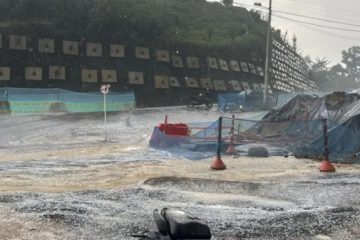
(222, 0, 234, 7)
(292, 34, 297, 52)
(342, 46, 360, 83)
(311, 57, 330, 72)
(308, 57, 330, 91)
(225, 23, 247, 43)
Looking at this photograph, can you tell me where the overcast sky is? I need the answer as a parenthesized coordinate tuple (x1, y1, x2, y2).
(207, 0, 360, 66)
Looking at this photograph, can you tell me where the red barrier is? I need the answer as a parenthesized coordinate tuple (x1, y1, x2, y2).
(159, 123, 190, 136)
(159, 116, 190, 136)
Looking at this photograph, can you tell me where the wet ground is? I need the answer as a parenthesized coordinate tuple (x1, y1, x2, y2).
(0, 108, 360, 239)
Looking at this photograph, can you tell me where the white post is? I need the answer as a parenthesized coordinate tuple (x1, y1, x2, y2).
(104, 93, 108, 141)
(101, 84, 110, 141)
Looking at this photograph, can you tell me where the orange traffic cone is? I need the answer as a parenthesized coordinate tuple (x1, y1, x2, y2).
(319, 159, 335, 172)
(320, 119, 335, 172)
(211, 156, 226, 170)
(226, 143, 236, 155)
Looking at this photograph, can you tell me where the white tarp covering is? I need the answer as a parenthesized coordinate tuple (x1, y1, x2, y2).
(154, 75, 170, 89)
(155, 50, 170, 62)
(172, 55, 184, 68)
(81, 69, 98, 83)
(135, 47, 150, 59)
(129, 72, 144, 85)
(185, 77, 199, 88)
(110, 44, 125, 58)
(63, 40, 79, 55)
(219, 59, 229, 71)
(230, 60, 241, 72)
(49, 66, 66, 80)
(25, 67, 42, 81)
(230, 80, 242, 91)
(186, 57, 200, 68)
(87, 43, 102, 57)
(101, 70, 117, 83)
(207, 57, 218, 69)
(213, 80, 227, 91)
(169, 76, 180, 87)
(38, 38, 55, 53)
(9, 35, 26, 50)
(0, 67, 10, 81)
(200, 78, 213, 89)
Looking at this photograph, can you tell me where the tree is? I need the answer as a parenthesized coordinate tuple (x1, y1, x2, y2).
(222, 0, 233, 7)
(308, 57, 331, 91)
(281, 30, 288, 43)
(304, 55, 312, 66)
(292, 34, 297, 52)
(207, 28, 213, 41)
(311, 57, 330, 72)
(225, 23, 247, 43)
(341, 46, 360, 83)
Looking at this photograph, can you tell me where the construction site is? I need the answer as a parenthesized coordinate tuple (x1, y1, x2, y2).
(1, 0, 360, 239)
(1, 91, 360, 239)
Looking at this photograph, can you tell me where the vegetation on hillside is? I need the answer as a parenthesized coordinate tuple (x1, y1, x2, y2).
(0, 0, 270, 54)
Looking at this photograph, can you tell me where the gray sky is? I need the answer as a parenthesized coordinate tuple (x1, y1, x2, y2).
(207, 0, 360, 66)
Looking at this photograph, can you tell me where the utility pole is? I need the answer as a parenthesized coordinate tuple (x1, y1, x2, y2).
(263, 0, 272, 105)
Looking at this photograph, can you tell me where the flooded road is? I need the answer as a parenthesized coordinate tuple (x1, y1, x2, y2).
(0, 108, 359, 239)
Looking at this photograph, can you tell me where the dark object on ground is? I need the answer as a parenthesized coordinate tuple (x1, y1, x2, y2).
(153, 209, 168, 235)
(248, 146, 269, 157)
(186, 92, 213, 109)
(153, 208, 211, 240)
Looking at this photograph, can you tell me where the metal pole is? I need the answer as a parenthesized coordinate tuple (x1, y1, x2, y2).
(164, 115, 168, 134)
(104, 94, 107, 141)
(263, 0, 273, 105)
(217, 117, 223, 159)
(230, 114, 235, 144)
(226, 114, 236, 154)
(322, 119, 329, 160)
(319, 118, 335, 172)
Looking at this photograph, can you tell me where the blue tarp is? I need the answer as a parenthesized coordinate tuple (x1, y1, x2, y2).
(0, 87, 136, 114)
(218, 91, 265, 112)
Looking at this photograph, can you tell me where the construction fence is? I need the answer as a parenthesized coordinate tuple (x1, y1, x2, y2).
(0, 88, 136, 114)
(150, 115, 359, 163)
(217, 91, 329, 112)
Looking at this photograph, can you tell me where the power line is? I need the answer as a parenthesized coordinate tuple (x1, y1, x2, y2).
(281, 0, 360, 16)
(273, 10, 360, 28)
(273, 14, 360, 41)
(231, 3, 360, 43)
(276, 5, 360, 24)
(278, 17, 360, 42)
(233, 1, 360, 28)
(273, 14, 360, 33)
(236, 0, 360, 23)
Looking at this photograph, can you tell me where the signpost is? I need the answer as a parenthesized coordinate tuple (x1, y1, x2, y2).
(101, 84, 110, 141)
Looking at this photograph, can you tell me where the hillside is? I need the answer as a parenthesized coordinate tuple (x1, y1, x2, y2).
(0, 0, 268, 54)
(0, 0, 312, 107)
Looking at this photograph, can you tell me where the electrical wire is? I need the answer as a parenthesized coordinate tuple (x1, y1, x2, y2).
(231, 1, 360, 41)
(273, 14, 360, 33)
(233, 1, 360, 27)
(281, 0, 360, 16)
(273, 10, 360, 28)
(273, 15, 360, 42)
